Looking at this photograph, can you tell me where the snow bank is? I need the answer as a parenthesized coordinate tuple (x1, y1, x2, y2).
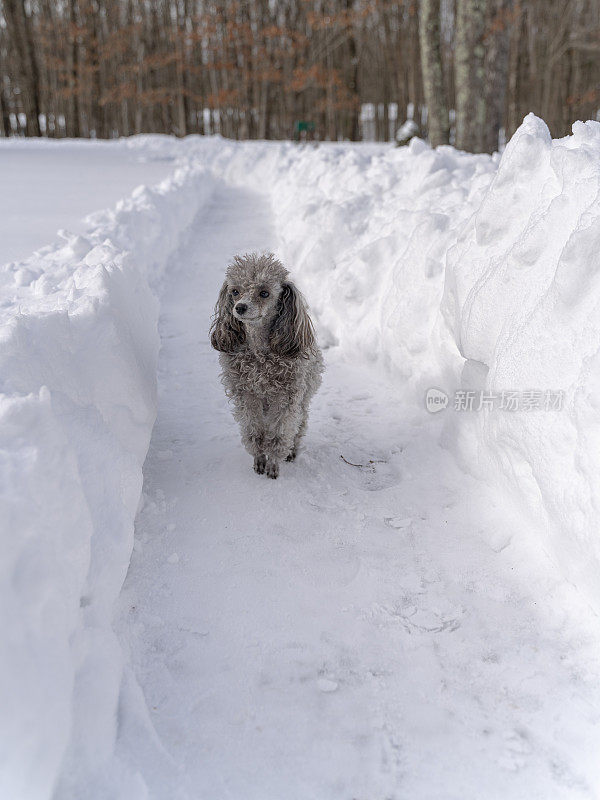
(0, 164, 215, 799)
(442, 113, 600, 607)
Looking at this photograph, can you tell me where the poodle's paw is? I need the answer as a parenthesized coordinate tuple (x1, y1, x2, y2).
(266, 459, 279, 479)
(254, 454, 266, 475)
(285, 448, 296, 462)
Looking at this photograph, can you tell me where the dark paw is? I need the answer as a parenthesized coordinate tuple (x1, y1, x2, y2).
(285, 449, 296, 462)
(254, 454, 266, 475)
(266, 460, 279, 479)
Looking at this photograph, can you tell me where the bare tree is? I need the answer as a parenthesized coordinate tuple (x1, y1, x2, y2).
(455, 0, 488, 152)
(2, 0, 42, 135)
(0, 0, 597, 148)
(419, 0, 450, 146)
(482, 0, 512, 152)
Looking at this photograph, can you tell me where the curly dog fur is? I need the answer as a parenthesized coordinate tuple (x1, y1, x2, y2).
(210, 252, 323, 479)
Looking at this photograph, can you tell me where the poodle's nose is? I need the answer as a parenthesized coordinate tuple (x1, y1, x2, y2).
(235, 303, 248, 315)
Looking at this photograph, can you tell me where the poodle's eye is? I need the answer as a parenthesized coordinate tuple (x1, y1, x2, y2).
(231, 289, 239, 296)
(259, 290, 270, 298)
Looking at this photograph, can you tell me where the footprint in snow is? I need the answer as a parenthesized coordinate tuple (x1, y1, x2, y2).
(317, 678, 339, 693)
(348, 393, 372, 402)
(375, 602, 463, 634)
(384, 516, 413, 530)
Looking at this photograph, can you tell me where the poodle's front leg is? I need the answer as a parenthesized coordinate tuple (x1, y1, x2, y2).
(263, 400, 302, 479)
(253, 454, 267, 474)
(286, 403, 310, 462)
(264, 456, 280, 480)
(233, 392, 267, 472)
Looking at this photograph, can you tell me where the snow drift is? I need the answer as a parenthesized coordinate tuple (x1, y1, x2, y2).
(0, 164, 215, 799)
(442, 113, 600, 608)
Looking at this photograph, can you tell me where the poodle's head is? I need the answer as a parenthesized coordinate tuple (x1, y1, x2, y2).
(210, 252, 317, 358)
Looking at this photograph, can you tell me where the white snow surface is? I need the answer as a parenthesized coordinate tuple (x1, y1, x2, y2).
(0, 161, 217, 798)
(443, 113, 600, 608)
(0, 138, 176, 264)
(1, 117, 600, 799)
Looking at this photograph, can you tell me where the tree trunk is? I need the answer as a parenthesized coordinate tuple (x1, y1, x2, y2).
(3, 0, 42, 135)
(482, 0, 511, 152)
(455, 0, 488, 152)
(0, 91, 6, 136)
(345, 0, 360, 141)
(506, 0, 523, 139)
(419, 0, 450, 147)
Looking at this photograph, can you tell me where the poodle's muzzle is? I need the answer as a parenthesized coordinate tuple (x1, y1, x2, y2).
(233, 300, 261, 322)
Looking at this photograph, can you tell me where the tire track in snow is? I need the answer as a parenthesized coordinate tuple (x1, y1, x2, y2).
(115, 180, 600, 800)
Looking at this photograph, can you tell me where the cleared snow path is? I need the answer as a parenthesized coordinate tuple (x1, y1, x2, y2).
(116, 179, 600, 800)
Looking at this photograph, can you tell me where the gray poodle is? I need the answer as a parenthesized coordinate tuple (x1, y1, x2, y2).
(210, 252, 323, 479)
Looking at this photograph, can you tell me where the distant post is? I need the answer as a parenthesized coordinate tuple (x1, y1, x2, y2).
(293, 121, 316, 142)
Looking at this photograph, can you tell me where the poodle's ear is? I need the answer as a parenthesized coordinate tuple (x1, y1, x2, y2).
(209, 280, 245, 352)
(270, 281, 316, 358)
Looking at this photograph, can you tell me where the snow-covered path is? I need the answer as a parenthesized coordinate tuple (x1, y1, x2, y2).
(116, 178, 600, 799)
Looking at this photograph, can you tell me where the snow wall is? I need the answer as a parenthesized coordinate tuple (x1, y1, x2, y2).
(443, 114, 600, 609)
(0, 165, 215, 799)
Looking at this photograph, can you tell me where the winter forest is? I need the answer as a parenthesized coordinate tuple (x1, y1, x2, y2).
(2, 0, 599, 150)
